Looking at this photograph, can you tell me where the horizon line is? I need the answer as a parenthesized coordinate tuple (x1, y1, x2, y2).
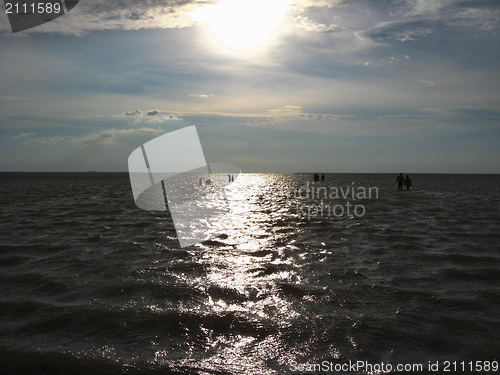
(0, 171, 499, 175)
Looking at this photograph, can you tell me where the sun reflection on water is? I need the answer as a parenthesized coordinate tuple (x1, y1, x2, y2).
(140, 173, 355, 372)
(172, 174, 306, 370)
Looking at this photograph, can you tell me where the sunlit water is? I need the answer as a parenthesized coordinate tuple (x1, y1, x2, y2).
(0, 173, 499, 374)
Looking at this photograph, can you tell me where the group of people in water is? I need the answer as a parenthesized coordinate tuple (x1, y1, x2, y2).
(313, 173, 412, 191)
(396, 173, 413, 190)
(313, 173, 325, 182)
(198, 174, 235, 186)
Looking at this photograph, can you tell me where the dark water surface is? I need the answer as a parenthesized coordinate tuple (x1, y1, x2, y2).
(0, 173, 499, 374)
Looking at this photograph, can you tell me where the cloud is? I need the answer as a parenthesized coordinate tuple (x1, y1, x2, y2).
(123, 110, 179, 120)
(419, 80, 435, 86)
(2, 0, 497, 41)
(0, 0, 409, 37)
(2, 0, 345, 36)
(188, 94, 212, 98)
(356, 20, 433, 42)
(118, 105, 352, 133)
(26, 135, 74, 146)
(13, 132, 34, 138)
(172, 105, 351, 126)
(125, 105, 344, 122)
(404, 0, 452, 17)
(393, 26, 433, 42)
(353, 0, 499, 45)
(25, 127, 163, 147)
(125, 110, 142, 116)
(292, 15, 340, 33)
(447, 8, 500, 33)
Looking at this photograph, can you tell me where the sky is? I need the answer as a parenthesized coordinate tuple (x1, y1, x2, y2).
(0, 0, 499, 173)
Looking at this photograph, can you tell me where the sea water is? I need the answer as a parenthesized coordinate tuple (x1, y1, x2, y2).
(0, 173, 499, 374)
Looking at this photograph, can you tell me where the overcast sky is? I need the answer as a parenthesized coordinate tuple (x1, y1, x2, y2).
(0, 0, 499, 173)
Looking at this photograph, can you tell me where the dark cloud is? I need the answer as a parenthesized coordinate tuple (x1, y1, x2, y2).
(356, 19, 434, 42)
(123, 110, 180, 120)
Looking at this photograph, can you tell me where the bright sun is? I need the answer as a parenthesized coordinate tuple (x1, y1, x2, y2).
(192, 0, 290, 51)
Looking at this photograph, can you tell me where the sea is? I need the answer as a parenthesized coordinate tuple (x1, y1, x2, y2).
(0, 172, 499, 375)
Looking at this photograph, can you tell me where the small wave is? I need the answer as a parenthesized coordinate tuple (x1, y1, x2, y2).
(201, 239, 227, 247)
(0, 255, 30, 267)
(249, 250, 273, 257)
(278, 282, 329, 298)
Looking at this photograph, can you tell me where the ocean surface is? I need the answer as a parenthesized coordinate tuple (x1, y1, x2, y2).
(0, 172, 499, 374)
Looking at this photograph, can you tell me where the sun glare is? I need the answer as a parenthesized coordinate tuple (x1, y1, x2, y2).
(192, 0, 290, 51)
